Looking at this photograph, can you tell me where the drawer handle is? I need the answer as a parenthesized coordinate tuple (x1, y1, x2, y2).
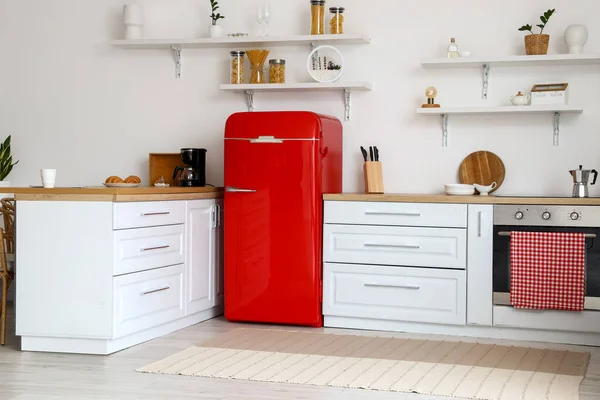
(140, 286, 170, 296)
(365, 211, 421, 217)
(140, 245, 171, 252)
(364, 283, 420, 290)
(141, 212, 171, 217)
(364, 243, 421, 249)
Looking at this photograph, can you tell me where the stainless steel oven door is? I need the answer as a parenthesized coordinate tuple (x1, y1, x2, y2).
(492, 225, 600, 311)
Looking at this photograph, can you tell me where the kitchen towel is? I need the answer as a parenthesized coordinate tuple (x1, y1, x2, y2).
(510, 231, 586, 311)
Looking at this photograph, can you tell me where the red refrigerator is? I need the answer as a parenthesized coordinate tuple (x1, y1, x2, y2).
(224, 111, 342, 327)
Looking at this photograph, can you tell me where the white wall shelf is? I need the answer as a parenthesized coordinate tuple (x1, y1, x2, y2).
(111, 33, 371, 49)
(421, 54, 600, 100)
(417, 105, 584, 147)
(221, 82, 373, 121)
(111, 34, 371, 78)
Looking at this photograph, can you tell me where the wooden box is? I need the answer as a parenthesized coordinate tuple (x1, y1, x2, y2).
(363, 162, 384, 194)
(149, 153, 181, 186)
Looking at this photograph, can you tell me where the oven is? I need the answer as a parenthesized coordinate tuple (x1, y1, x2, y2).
(493, 205, 600, 311)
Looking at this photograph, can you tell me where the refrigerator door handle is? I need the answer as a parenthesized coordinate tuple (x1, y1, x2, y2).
(226, 187, 257, 193)
(250, 136, 284, 144)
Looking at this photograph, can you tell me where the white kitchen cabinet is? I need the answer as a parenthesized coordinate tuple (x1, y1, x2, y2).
(16, 198, 223, 355)
(184, 199, 223, 316)
(466, 205, 494, 326)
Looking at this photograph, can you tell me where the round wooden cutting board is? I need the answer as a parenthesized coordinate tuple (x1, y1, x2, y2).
(458, 151, 506, 193)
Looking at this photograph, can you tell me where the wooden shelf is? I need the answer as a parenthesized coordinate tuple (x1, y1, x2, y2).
(421, 54, 600, 69)
(417, 105, 584, 115)
(221, 82, 373, 121)
(417, 105, 583, 147)
(111, 33, 371, 49)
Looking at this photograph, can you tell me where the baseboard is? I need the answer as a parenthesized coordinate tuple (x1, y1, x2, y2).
(324, 316, 600, 347)
(21, 306, 223, 355)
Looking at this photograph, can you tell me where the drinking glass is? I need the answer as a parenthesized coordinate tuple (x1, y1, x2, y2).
(257, 4, 272, 37)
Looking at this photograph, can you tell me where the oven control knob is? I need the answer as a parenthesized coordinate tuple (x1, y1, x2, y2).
(571, 212, 580, 221)
(542, 211, 551, 220)
(515, 211, 524, 220)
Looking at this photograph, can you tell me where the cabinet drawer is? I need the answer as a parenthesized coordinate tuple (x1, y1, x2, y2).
(323, 224, 466, 269)
(113, 265, 184, 339)
(323, 263, 466, 325)
(324, 201, 467, 228)
(114, 225, 184, 276)
(113, 201, 184, 230)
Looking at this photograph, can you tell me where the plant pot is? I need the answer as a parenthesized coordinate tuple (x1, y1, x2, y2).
(565, 25, 588, 54)
(0, 181, 11, 188)
(209, 24, 223, 38)
(524, 34, 550, 55)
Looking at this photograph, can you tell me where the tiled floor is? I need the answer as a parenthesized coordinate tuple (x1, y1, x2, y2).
(1, 303, 600, 400)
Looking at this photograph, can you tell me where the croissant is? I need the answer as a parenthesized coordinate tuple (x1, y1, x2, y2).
(124, 175, 141, 184)
(105, 176, 124, 184)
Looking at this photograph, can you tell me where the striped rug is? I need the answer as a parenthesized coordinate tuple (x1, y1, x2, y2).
(137, 328, 589, 400)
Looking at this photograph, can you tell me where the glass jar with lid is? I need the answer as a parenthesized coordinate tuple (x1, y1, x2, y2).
(230, 51, 245, 84)
(269, 59, 286, 84)
(310, 0, 326, 35)
(329, 7, 345, 34)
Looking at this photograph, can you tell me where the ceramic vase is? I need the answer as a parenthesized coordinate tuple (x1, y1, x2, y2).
(209, 24, 223, 38)
(123, 4, 143, 40)
(565, 24, 589, 54)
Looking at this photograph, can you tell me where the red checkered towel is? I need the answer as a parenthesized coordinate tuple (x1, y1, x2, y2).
(510, 231, 586, 311)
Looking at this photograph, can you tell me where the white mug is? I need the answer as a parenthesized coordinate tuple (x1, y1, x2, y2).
(123, 5, 143, 40)
(474, 182, 497, 196)
(41, 169, 57, 188)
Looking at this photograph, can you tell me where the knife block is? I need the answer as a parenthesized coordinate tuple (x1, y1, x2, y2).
(363, 161, 384, 194)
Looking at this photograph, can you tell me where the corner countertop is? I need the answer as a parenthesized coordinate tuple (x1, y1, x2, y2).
(323, 193, 600, 206)
(0, 186, 223, 202)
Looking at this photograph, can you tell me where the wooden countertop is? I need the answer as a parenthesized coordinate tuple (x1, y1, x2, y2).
(0, 186, 223, 202)
(323, 193, 600, 206)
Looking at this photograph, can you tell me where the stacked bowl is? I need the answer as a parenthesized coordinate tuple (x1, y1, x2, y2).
(445, 184, 475, 196)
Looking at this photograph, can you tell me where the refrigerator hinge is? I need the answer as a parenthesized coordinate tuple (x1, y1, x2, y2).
(211, 207, 217, 229)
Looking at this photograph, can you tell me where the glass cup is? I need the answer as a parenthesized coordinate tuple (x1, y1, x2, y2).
(41, 169, 56, 188)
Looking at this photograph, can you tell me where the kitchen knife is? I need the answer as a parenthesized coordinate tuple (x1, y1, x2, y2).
(374, 146, 379, 161)
(369, 146, 374, 162)
(360, 146, 368, 162)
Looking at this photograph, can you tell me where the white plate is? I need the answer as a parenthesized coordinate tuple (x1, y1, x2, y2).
(103, 183, 141, 188)
(444, 184, 474, 189)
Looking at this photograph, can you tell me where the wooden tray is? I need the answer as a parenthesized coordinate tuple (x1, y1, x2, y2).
(458, 151, 505, 193)
(149, 153, 181, 186)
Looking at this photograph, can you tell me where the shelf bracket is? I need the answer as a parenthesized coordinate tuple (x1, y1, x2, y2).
(441, 114, 449, 147)
(170, 46, 182, 79)
(245, 90, 255, 112)
(344, 89, 352, 121)
(553, 112, 560, 146)
(482, 64, 490, 100)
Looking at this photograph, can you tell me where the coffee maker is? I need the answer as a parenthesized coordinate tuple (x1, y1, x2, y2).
(570, 165, 598, 198)
(173, 148, 207, 187)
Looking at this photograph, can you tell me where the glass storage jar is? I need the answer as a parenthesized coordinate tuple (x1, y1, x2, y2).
(310, 0, 326, 35)
(329, 7, 345, 34)
(269, 59, 286, 83)
(230, 51, 245, 84)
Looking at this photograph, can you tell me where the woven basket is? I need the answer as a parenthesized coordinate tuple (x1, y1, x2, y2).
(525, 34, 550, 55)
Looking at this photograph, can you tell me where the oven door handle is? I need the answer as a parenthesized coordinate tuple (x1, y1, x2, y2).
(497, 231, 597, 239)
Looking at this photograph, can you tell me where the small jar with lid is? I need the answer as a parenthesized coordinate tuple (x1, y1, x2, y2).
(329, 7, 345, 34)
(269, 59, 286, 84)
(230, 51, 245, 84)
(310, 0, 326, 35)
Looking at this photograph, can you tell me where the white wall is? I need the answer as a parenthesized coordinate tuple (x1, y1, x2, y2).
(0, 0, 598, 196)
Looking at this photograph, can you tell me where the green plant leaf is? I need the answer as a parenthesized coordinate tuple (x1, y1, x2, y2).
(540, 16, 547, 24)
(518, 24, 533, 32)
(537, 24, 545, 29)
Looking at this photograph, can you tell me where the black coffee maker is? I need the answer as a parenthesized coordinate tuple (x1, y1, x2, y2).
(173, 148, 207, 187)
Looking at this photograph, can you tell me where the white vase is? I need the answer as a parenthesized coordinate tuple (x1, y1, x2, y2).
(565, 24, 588, 54)
(209, 24, 223, 38)
(123, 5, 143, 40)
(0, 181, 11, 188)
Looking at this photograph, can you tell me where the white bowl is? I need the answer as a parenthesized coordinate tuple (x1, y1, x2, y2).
(459, 51, 471, 57)
(444, 184, 474, 190)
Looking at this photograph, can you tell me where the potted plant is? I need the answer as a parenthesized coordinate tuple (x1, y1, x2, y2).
(518, 9, 556, 55)
(0, 136, 18, 187)
(208, 0, 225, 38)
